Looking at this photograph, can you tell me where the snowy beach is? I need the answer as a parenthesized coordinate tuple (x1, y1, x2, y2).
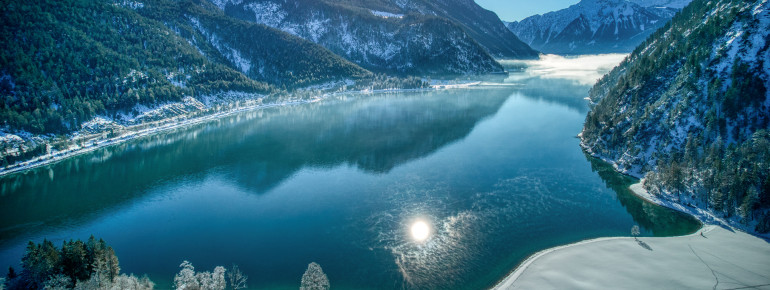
(492, 184, 770, 289)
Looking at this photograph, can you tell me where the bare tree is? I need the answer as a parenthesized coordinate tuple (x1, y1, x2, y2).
(227, 265, 247, 290)
(173, 261, 226, 290)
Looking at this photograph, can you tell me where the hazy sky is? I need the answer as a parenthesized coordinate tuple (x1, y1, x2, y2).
(475, 0, 580, 22)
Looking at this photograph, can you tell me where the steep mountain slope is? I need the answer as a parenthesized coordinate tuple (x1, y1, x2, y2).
(0, 0, 369, 134)
(506, 0, 678, 54)
(409, 0, 538, 59)
(143, 0, 371, 87)
(581, 0, 770, 232)
(215, 0, 536, 74)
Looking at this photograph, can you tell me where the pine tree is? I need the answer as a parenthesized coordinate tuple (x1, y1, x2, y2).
(20, 239, 60, 289)
(60, 240, 89, 283)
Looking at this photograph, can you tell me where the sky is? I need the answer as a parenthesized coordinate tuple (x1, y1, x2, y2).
(475, 0, 580, 22)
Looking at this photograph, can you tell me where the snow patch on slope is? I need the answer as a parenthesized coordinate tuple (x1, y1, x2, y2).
(189, 17, 252, 74)
(244, 2, 286, 27)
(113, 0, 144, 9)
(210, 0, 241, 10)
(127, 97, 207, 124)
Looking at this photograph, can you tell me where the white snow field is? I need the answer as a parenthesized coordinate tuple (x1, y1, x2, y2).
(493, 195, 770, 289)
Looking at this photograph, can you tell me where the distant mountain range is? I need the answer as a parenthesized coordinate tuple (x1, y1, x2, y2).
(506, 0, 690, 54)
(581, 0, 770, 232)
(217, 0, 537, 74)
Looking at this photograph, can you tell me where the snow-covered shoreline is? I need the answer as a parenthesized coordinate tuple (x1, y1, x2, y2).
(491, 180, 770, 289)
(0, 82, 485, 177)
(489, 180, 684, 289)
(0, 97, 322, 177)
(490, 236, 626, 289)
(493, 224, 770, 289)
(493, 136, 770, 288)
(580, 134, 770, 238)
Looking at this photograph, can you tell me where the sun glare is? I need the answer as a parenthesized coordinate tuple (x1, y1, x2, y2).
(411, 220, 431, 242)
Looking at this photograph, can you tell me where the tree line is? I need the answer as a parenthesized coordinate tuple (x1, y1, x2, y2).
(2, 237, 331, 290)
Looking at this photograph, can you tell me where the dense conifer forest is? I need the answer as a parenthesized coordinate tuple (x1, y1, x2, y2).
(0, 0, 370, 135)
(582, 0, 770, 232)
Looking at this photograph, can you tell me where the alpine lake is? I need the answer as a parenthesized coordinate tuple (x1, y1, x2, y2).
(0, 55, 700, 289)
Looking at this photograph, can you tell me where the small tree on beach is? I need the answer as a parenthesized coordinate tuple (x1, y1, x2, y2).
(631, 225, 641, 240)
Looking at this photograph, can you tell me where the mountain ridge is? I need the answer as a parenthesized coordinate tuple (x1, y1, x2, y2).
(506, 0, 681, 54)
(216, 0, 537, 74)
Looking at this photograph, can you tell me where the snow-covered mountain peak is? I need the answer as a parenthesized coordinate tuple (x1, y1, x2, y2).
(206, 0, 537, 74)
(506, 0, 679, 54)
(629, 0, 693, 9)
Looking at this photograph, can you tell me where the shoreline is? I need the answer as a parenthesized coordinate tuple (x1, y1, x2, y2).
(0, 82, 489, 178)
(0, 97, 322, 177)
(489, 180, 697, 290)
(491, 223, 770, 290)
(490, 236, 627, 289)
(579, 138, 770, 238)
(491, 179, 770, 289)
(0, 91, 364, 177)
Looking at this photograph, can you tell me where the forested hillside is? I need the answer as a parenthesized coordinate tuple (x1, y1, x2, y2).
(581, 0, 770, 232)
(0, 0, 369, 135)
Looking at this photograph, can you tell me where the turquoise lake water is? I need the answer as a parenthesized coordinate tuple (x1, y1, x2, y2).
(0, 62, 699, 289)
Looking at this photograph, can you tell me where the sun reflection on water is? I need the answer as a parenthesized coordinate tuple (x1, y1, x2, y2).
(410, 220, 431, 242)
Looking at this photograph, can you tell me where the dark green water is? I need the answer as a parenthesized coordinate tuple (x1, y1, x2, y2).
(0, 67, 699, 289)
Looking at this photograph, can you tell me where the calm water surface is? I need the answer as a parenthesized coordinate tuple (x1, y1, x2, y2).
(0, 61, 699, 289)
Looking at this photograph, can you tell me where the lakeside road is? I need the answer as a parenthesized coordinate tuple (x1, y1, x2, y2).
(492, 187, 770, 289)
